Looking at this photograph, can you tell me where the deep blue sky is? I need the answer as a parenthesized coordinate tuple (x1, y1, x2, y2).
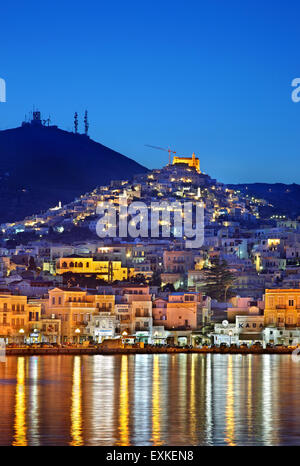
(1, 0, 300, 184)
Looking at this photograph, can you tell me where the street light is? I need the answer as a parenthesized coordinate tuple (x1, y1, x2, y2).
(122, 330, 128, 345)
(75, 328, 80, 345)
(18, 328, 25, 345)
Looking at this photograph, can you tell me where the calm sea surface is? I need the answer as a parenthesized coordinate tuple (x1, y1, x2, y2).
(0, 353, 300, 446)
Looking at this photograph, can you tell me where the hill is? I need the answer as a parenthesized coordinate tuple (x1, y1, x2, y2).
(227, 183, 300, 219)
(0, 117, 147, 223)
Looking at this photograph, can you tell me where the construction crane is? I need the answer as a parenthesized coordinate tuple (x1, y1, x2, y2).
(145, 144, 176, 165)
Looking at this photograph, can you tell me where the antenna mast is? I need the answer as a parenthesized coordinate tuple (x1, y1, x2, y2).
(84, 110, 89, 135)
(74, 112, 78, 134)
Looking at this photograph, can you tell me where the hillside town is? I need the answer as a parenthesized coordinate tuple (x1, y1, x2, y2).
(0, 151, 300, 349)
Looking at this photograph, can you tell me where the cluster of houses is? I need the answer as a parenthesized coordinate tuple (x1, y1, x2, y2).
(0, 283, 299, 347)
(0, 157, 299, 346)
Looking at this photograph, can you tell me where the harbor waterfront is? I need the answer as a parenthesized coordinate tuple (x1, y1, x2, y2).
(3, 346, 297, 356)
(0, 353, 300, 446)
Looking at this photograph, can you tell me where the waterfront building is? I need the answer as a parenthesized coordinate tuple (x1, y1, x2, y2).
(211, 315, 264, 346)
(236, 315, 264, 345)
(164, 292, 209, 330)
(86, 312, 118, 343)
(263, 327, 300, 346)
(0, 293, 41, 342)
(47, 287, 115, 343)
(264, 289, 300, 327)
(212, 323, 239, 346)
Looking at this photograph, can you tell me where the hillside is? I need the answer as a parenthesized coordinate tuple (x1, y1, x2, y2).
(0, 119, 147, 223)
(228, 183, 300, 219)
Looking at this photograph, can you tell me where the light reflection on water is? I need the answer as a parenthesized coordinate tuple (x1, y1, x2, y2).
(0, 354, 300, 445)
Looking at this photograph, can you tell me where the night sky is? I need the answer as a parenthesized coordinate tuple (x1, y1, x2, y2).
(1, 0, 300, 184)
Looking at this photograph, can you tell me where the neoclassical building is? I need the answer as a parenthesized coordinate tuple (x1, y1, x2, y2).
(264, 289, 300, 327)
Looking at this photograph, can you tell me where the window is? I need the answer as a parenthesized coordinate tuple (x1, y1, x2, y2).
(58, 297, 62, 305)
(52, 297, 55, 305)
(289, 300, 294, 307)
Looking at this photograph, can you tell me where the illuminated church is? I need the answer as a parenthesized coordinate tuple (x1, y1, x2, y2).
(172, 152, 200, 173)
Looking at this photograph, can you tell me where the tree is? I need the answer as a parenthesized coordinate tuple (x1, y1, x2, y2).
(149, 271, 162, 287)
(161, 283, 175, 292)
(200, 258, 236, 302)
(28, 256, 37, 271)
(130, 273, 147, 284)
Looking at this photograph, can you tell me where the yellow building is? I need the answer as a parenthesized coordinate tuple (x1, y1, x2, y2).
(56, 257, 134, 281)
(0, 294, 41, 342)
(264, 289, 300, 327)
(172, 152, 200, 173)
(47, 287, 115, 343)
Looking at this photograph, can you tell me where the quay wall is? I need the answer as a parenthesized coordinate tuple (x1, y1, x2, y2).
(4, 347, 295, 356)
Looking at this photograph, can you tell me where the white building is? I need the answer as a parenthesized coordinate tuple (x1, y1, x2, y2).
(87, 312, 118, 343)
(212, 322, 239, 346)
(263, 327, 300, 346)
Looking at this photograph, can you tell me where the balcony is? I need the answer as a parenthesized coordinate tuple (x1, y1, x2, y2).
(65, 302, 95, 309)
(276, 305, 286, 309)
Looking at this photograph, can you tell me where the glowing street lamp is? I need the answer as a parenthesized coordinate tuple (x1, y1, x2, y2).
(18, 328, 25, 345)
(75, 328, 81, 344)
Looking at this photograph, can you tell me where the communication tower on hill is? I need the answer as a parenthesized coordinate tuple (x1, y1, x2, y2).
(74, 112, 78, 134)
(84, 110, 89, 136)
